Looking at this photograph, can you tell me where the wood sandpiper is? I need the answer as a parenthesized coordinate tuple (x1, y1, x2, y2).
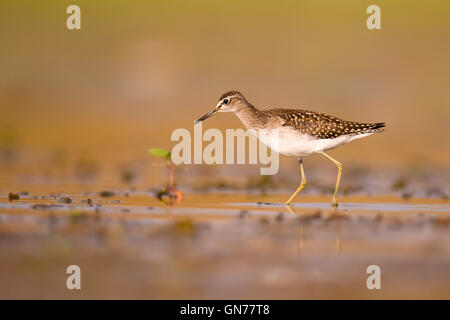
(196, 91, 385, 206)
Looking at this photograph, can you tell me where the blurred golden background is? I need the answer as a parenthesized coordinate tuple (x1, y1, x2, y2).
(1, 0, 449, 192)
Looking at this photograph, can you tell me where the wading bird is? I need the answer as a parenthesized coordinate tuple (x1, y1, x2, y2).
(196, 91, 385, 206)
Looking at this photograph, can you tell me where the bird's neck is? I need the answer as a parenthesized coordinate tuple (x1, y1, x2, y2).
(234, 104, 262, 128)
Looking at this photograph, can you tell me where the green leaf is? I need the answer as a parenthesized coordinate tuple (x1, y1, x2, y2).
(149, 148, 171, 160)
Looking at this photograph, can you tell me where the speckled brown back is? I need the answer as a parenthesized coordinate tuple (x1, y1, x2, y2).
(264, 108, 385, 139)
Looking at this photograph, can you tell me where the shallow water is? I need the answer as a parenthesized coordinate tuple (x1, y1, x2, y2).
(236, 201, 450, 213)
(0, 192, 449, 299)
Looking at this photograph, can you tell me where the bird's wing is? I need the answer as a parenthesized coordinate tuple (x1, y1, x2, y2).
(268, 109, 385, 139)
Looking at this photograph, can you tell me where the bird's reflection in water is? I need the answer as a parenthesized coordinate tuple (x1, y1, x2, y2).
(285, 205, 342, 256)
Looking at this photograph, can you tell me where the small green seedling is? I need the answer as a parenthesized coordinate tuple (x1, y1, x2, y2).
(149, 148, 182, 205)
(149, 148, 171, 160)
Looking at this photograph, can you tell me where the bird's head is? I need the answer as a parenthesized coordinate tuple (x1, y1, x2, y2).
(195, 90, 248, 123)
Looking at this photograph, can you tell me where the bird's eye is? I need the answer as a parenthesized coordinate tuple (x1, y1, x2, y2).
(223, 98, 229, 105)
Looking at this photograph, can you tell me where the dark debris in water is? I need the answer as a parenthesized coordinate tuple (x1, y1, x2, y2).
(58, 197, 72, 204)
(156, 186, 183, 205)
(32, 204, 52, 210)
(8, 193, 19, 201)
(81, 198, 93, 205)
(401, 192, 414, 200)
(256, 201, 274, 206)
(99, 190, 115, 197)
(32, 203, 65, 210)
(392, 176, 409, 191)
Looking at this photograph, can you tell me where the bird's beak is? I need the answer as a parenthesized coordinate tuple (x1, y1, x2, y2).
(194, 108, 218, 124)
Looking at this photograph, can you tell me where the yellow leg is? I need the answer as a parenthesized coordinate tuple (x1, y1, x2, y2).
(285, 158, 307, 205)
(320, 152, 343, 207)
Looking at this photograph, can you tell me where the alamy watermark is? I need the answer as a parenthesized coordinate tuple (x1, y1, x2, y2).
(366, 5, 381, 30)
(66, 265, 81, 290)
(366, 265, 381, 290)
(171, 123, 280, 175)
(65, 5, 381, 31)
(66, 5, 81, 30)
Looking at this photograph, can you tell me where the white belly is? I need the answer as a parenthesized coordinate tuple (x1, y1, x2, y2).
(250, 127, 373, 157)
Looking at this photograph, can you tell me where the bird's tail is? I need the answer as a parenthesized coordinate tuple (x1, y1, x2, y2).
(347, 121, 386, 135)
(366, 122, 386, 133)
